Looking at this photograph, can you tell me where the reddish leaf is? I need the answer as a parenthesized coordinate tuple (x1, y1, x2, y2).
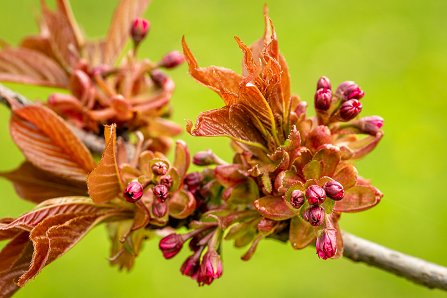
(326, 213, 344, 259)
(303, 160, 322, 180)
(168, 190, 196, 219)
(289, 215, 316, 249)
(88, 125, 123, 203)
(103, 0, 149, 64)
(214, 164, 247, 187)
(334, 185, 383, 213)
(173, 140, 190, 178)
(182, 37, 242, 105)
(349, 133, 384, 159)
(10, 104, 96, 182)
(314, 145, 341, 177)
(55, 0, 84, 47)
(254, 196, 295, 220)
(0, 162, 88, 204)
(0, 47, 68, 87)
(333, 164, 358, 189)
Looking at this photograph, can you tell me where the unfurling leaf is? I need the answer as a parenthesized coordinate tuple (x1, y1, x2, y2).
(168, 190, 196, 219)
(9, 104, 96, 182)
(289, 215, 315, 249)
(254, 196, 295, 220)
(88, 125, 123, 203)
(173, 140, 190, 178)
(334, 185, 383, 213)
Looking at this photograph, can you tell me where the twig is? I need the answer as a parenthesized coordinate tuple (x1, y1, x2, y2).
(1, 83, 447, 291)
(342, 232, 447, 291)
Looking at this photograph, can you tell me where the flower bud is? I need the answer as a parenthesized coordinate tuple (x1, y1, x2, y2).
(159, 233, 184, 259)
(314, 88, 332, 111)
(303, 205, 325, 226)
(336, 81, 364, 101)
(316, 229, 337, 260)
(160, 51, 185, 69)
(305, 185, 326, 205)
(339, 99, 362, 121)
(184, 172, 202, 189)
(324, 181, 344, 201)
(193, 150, 217, 166)
(181, 253, 201, 278)
(257, 218, 277, 233)
(123, 181, 143, 203)
(130, 18, 150, 44)
(150, 69, 169, 87)
(289, 190, 305, 209)
(160, 175, 173, 189)
(359, 116, 384, 135)
(197, 250, 223, 286)
(152, 161, 168, 176)
(317, 76, 331, 90)
(153, 184, 169, 202)
(152, 199, 168, 218)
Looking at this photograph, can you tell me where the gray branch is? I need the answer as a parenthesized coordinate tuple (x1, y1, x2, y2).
(1, 83, 447, 291)
(342, 232, 447, 291)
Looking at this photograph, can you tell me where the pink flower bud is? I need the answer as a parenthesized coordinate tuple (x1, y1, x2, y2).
(359, 116, 384, 135)
(316, 229, 337, 260)
(317, 76, 331, 90)
(181, 253, 201, 278)
(160, 175, 173, 189)
(197, 250, 223, 286)
(339, 99, 362, 121)
(130, 18, 150, 44)
(193, 150, 217, 166)
(123, 181, 143, 203)
(159, 233, 184, 259)
(289, 190, 305, 209)
(303, 205, 325, 226)
(184, 172, 202, 189)
(153, 184, 169, 202)
(160, 51, 185, 69)
(306, 185, 326, 205)
(314, 88, 332, 111)
(152, 199, 168, 218)
(152, 161, 168, 176)
(324, 181, 344, 201)
(336, 81, 364, 101)
(257, 218, 276, 233)
(150, 69, 169, 87)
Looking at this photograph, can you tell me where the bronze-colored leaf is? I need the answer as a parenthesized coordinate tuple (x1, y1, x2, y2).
(173, 140, 190, 178)
(334, 185, 383, 213)
(254, 196, 295, 221)
(182, 36, 242, 105)
(168, 190, 196, 219)
(314, 145, 341, 177)
(303, 160, 322, 180)
(10, 104, 96, 182)
(88, 125, 123, 203)
(348, 132, 384, 159)
(103, 0, 150, 64)
(0, 47, 68, 87)
(289, 215, 316, 249)
(333, 164, 358, 189)
(0, 162, 88, 204)
(214, 164, 247, 187)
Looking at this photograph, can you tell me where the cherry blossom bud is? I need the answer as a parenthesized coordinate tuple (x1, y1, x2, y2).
(306, 185, 326, 205)
(130, 18, 150, 44)
(303, 205, 325, 226)
(289, 190, 305, 209)
(336, 81, 364, 101)
(153, 184, 169, 202)
(359, 116, 384, 135)
(152, 161, 168, 176)
(123, 181, 143, 203)
(317, 76, 331, 90)
(152, 199, 168, 217)
(324, 181, 344, 201)
(184, 172, 202, 189)
(181, 253, 201, 278)
(316, 229, 337, 260)
(160, 175, 173, 189)
(340, 99, 362, 121)
(314, 88, 332, 111)
(197, 250, 223, 286)
(193, 150, 217, 166)
(159, 233, 184, 259)
(160, 51, 185, 69)
(150, 69, 169, 87)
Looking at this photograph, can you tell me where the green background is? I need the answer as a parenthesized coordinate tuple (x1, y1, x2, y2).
(1, 0, 446, 297)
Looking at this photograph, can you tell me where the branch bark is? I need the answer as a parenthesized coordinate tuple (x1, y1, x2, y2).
(1, 83, 446, 291)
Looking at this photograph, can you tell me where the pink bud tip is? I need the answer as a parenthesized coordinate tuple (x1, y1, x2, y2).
(316, 229, 337, 260)
(314, 88, 332, 111)
(193, 150, 216, 166)
(324, 181, 344, 201)
(360, 116, 384, 135)
(123, 181, 143, 203)
(152, 161, 168, 176)
(152, 199, 168, 218)
(159, 233, 184, 259)
(184, 172, 202, 189)
(303, 205, 325, 226)
(289, 190, 305, 209)
(181, 254, 201, 278)
(160, 51, 185, 69)
(197, 250, 223, 286)
(339, 99, 362, 121)
(305, 185, 326, 205)
(336, 81, 365, 101)
(130, 18, 150, 43)
(153, 184, 169, 202)
(317, 76, 331, 90)
(160, 175, 173, 189)
(150, 69, 169, 87)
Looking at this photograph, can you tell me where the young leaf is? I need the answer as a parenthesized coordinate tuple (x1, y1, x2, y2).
(254, 196, 295, 220)
(334, 185, 383, 213)
(9, 104, 96, 182)
(88, 125, 124, 203)
(173, 140, 190, 178)
(289, 215, 316, 249)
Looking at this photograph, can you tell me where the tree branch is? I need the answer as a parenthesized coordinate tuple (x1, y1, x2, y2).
(342, 232, 447, 291)
(1, 83, 446, 291)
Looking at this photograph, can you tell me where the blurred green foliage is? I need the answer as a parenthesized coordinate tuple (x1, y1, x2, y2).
(0, 0, 446, 297)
